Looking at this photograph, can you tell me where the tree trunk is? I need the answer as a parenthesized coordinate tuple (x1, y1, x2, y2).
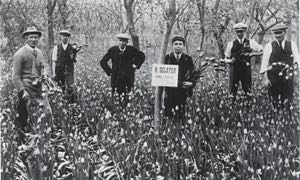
(211, 0, 227, 59)
(59, 0, 68, 29)
(195, 0, 206, 51)
(213, 32, 225, 59)
(124, 0, 139, 49)
(154, 0, 176, 130)
(184, 29, 189, 54)
(47, 0, 56, 75)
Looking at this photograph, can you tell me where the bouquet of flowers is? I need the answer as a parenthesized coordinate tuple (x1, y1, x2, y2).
(267, 62, 298, 80)
(184, 57, 225, 82)
(32, 74, 62, 94)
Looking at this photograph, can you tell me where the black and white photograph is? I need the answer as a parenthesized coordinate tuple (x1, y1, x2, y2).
(0, 0, 299, 179)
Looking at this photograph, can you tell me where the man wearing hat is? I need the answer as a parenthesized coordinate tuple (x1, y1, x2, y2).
(260, 23, 299, 109)
(52, 30, 80, 103)
(163, 36, 195, 120)
(225, 22, 263, 104)
(12, 26, 52, 144)
(100, 33, 145, 103)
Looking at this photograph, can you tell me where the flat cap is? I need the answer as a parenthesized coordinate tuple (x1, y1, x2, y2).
(172, 36, 185, 44)
(59, 30, 71, 36)
(116, 33, 131, 40)
(271, 23, 288, 32)
(233, 22, 248, 31)
(22, 26, 42, 37)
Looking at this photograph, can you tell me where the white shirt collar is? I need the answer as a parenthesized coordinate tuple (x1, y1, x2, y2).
(237, 37, 245, 44)
(276, 39, 286, 48)
(62, 43, 68, 50)
(119, 45, 126, 52)
(174, 52, 182, 59)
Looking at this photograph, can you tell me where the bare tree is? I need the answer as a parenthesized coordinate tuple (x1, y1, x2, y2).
(124, 0, 140, 49)
(195, 0, 206, 51)
(154, 0, 177, 130)
(47, 0, 57, 75)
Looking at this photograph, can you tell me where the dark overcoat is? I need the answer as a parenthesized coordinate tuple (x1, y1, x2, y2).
(100, 45, 145, 94)
(164, 52, 195, 118)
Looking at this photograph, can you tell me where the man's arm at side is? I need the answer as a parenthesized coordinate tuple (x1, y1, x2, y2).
(259, 43, 272, 74)
(52, 45, 57, 77)
(291, 41, 300, 65)
(132, 47, 145, 69)
(100, 48, 113, 76)
(12, 53, 26, 92)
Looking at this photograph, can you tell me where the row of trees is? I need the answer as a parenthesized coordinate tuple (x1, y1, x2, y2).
(1, 0, 298, 56)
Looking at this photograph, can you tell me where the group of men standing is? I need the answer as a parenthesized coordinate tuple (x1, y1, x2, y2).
(224, 22, 299, 109)
(12, 22, 299, 143)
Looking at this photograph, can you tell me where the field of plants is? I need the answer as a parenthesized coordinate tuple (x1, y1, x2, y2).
(1, 48, 300, 180)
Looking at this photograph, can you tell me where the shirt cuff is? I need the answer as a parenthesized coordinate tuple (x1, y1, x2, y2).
(259, 68, 268, 74)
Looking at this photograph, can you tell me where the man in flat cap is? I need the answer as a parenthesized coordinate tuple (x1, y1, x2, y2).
(225, 22, 263, 104)
(52, 30, 80, 103)
(12, 26, 52, 144)
(163, 36, 196, 120)
(100, 33, 145, 104)
(260, 23, 299, 110)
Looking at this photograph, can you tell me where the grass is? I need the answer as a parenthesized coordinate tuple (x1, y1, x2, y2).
(1, 50, 299, 180)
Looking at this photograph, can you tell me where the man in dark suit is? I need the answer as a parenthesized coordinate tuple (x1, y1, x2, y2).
(164, 36, 196, 120)
(100, 33, 145, 99)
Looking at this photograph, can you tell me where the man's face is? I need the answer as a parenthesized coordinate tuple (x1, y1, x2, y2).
(26, 34, 40, 48)
(273, 30, 286, 42)
(172, 40, 184, 54)
(61, 34, 70, 44)
(236, 30, 245, 39)
(119, 38, 128, 48)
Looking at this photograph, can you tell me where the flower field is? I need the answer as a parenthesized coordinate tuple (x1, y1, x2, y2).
(1, 49, 300, 180)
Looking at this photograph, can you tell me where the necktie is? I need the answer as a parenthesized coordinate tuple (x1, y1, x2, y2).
(32, 49, 37, 58)
(279, 42, 283, 50)
(176, 54, 180, 62)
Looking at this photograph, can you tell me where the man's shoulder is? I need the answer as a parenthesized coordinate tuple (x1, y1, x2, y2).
(36, 47, 43, 54)
(227, 40, 234, 46)
(14, 46, 26, 56)
(108, 46, 119, 51)
(126, 45, 139, 51)
(248, 39, 260, 44)
(182, 53, 192, 60)
(165, 53, 173, 59)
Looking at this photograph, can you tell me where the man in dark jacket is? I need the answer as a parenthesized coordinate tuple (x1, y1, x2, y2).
(100, 33, 145, 97)
(260, 23, 299, 110)
(52, 30, 80, 103)
(164, 36, 195, 119)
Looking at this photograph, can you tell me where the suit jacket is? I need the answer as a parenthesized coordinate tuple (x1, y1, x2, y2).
(164, 52, 195, 105)
(100, 45, 145, 88)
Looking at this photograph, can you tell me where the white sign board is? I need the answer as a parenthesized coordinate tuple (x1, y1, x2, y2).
(151, 64, 178, 87)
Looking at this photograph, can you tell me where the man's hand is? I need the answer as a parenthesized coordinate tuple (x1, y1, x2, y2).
(22, 89, 30, 100)
(225, 57, 236, 64)
(182, 81, 193, 89)
(262, 73, 271, 87)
